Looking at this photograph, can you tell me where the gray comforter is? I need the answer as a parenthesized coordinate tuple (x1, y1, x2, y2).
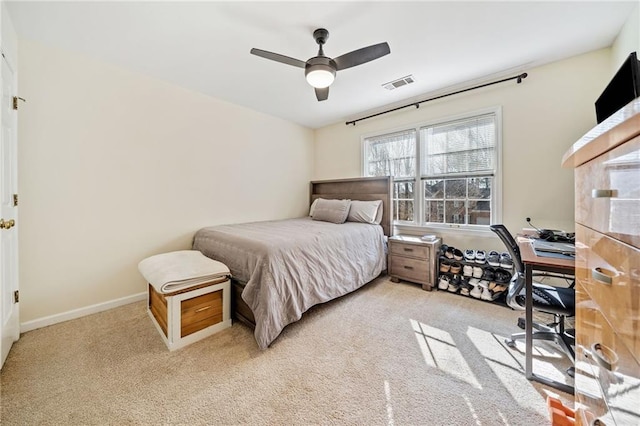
(193, 217, 386, 349)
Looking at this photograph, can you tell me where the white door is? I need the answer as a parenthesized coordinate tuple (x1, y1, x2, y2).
(0, 54, 19, 369)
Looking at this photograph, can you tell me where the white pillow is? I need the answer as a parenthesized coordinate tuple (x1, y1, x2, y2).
(311, 198, 351, 224)
(309, 198, 319, 216)
(347, 200, 382, 224)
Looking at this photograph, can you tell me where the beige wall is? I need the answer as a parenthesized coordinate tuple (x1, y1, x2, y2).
(612, 3, 640, 72)
(18, 40, 313, 323)
(313, 49, 612, 251)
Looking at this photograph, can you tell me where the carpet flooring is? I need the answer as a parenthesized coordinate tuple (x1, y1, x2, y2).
(0, 277, 573, 425)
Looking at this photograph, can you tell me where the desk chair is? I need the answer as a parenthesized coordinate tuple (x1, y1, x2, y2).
(489, 224, 575, 370)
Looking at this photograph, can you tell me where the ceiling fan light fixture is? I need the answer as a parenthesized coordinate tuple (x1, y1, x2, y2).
(305, 64, 335, 88)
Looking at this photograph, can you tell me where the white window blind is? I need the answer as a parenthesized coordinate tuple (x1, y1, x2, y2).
(421, 114, 496, 177)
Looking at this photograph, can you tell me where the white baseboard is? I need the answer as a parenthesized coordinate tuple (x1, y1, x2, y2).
(20, 292, 147, 333)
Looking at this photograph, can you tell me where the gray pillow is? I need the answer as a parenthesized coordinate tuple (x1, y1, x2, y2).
(311, 199, 351, 224)
(347, 200, 383, 224)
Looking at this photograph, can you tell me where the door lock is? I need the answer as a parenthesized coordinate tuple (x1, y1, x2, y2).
(0, 218, 15, 229)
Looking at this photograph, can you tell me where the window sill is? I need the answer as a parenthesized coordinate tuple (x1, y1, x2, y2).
(394, 223, 495, 238)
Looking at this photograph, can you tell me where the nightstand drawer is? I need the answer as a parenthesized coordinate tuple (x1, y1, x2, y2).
(389, 255, 429, 282)
(390, 242, 429, 259)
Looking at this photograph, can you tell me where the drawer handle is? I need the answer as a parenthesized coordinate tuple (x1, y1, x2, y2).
(591, 189, 615, 198)
(591, 343, 618, 371)
(403, 266, 414, 270)
(591, 267, 614, 285)
(195, 306, 212, 313)
(403, 248, 414, 252)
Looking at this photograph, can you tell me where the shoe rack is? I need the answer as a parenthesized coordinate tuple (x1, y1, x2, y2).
(436, 245, 513, 304)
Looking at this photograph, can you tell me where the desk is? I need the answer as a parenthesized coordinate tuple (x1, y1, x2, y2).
(517, 235, 575, 394)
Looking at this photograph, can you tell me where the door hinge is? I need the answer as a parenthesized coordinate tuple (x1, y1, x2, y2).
(13, 193, 18, 206)
(14, 290, 19, 303)
(12, 96, 25, 110)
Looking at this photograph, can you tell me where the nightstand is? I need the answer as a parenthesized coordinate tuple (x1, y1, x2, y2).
(388, 235, 441, 290)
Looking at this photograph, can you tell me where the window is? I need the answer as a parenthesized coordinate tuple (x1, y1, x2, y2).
(363, 108, 500, 229)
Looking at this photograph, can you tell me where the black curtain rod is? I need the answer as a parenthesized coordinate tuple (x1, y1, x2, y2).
(345, 72, 528, 126)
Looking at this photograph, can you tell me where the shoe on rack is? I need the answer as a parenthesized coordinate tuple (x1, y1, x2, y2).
(439, 244, 449, 257)
(492, 284, 508, 295)
(470, 283, 483, 299)
(499, 252, 513, 269)
(448, 275, 461, 293)
(487, 250, 500, 267)
(453, 248, 464, 261)
(459, 279, 473, 296)
(445, 247, 455, 259)
(472, 266, 483, 278)
(494, 268, 512, 284)
(469, 277, 480, 286)
(464, 249, 476, 262)
(481, 267, 495, 282)
(481, 286, 493, 301)
(440, 259, 451, 273)
(438, 275, 450, 290)
(475, 250, 486, 264)
(463, 264, 473, 277)
(450, 262, 462, 274)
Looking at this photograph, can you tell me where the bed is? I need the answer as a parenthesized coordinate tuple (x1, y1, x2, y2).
(192, 176, 392, 349)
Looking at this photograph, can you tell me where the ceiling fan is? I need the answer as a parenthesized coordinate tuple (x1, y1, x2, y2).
(250, 28, 390, 102)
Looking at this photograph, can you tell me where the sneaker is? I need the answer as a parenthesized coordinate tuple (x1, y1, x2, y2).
(475, 250, 486, 264)
(464, 249, 476, 262)
(494, 268, 512, 284)
(481, 267, 495, 282)
(453, 248, 464, 261)
(438, 275, 450, 290)
(481, 286, 493, 301)
(460, 281, 473, 296)
(450, 262, 462, 274)
(469, 277, 480, 286)
(439, 244, 449, 257)
(440, 259, 451, 273)
(445, 247, 455, 259)
(500, 252, 513, 269)
(487, 250, 500, 267)
(462, 264, 473, 277)
(470, 283, 483, 299)
(472, 266, 483, 278)
(448, 275, 461, 293)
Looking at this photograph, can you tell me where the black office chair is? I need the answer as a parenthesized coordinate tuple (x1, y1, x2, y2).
(489, 224, 575, 369)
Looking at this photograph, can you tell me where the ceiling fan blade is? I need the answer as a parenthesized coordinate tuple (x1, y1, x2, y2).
(333, 42, 390, 71)
(250, 48, 306, 68)
(315, 87, 329, 102)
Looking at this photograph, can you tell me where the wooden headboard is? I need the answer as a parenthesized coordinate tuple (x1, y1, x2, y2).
(309, 176, 393, 237)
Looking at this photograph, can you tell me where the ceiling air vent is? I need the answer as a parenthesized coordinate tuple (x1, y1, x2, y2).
(383, 75, 415, 90)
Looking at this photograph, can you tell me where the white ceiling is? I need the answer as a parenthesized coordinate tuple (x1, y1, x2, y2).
(6, 1, 637, 129)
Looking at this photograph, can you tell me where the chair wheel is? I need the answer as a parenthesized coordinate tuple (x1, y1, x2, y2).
(567, 367, 575, 378)
(505, 338, 516, 348)
(517, 317, 526, 329)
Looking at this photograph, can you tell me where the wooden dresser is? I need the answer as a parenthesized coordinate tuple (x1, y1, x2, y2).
(388, 235, 441, 291)
(562, 98, 640, 425)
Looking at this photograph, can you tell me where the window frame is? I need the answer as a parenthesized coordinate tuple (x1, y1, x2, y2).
(361, 106, 502, 234)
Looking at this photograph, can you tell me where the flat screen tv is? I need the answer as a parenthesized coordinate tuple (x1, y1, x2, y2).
(595, 51, 640, 124)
